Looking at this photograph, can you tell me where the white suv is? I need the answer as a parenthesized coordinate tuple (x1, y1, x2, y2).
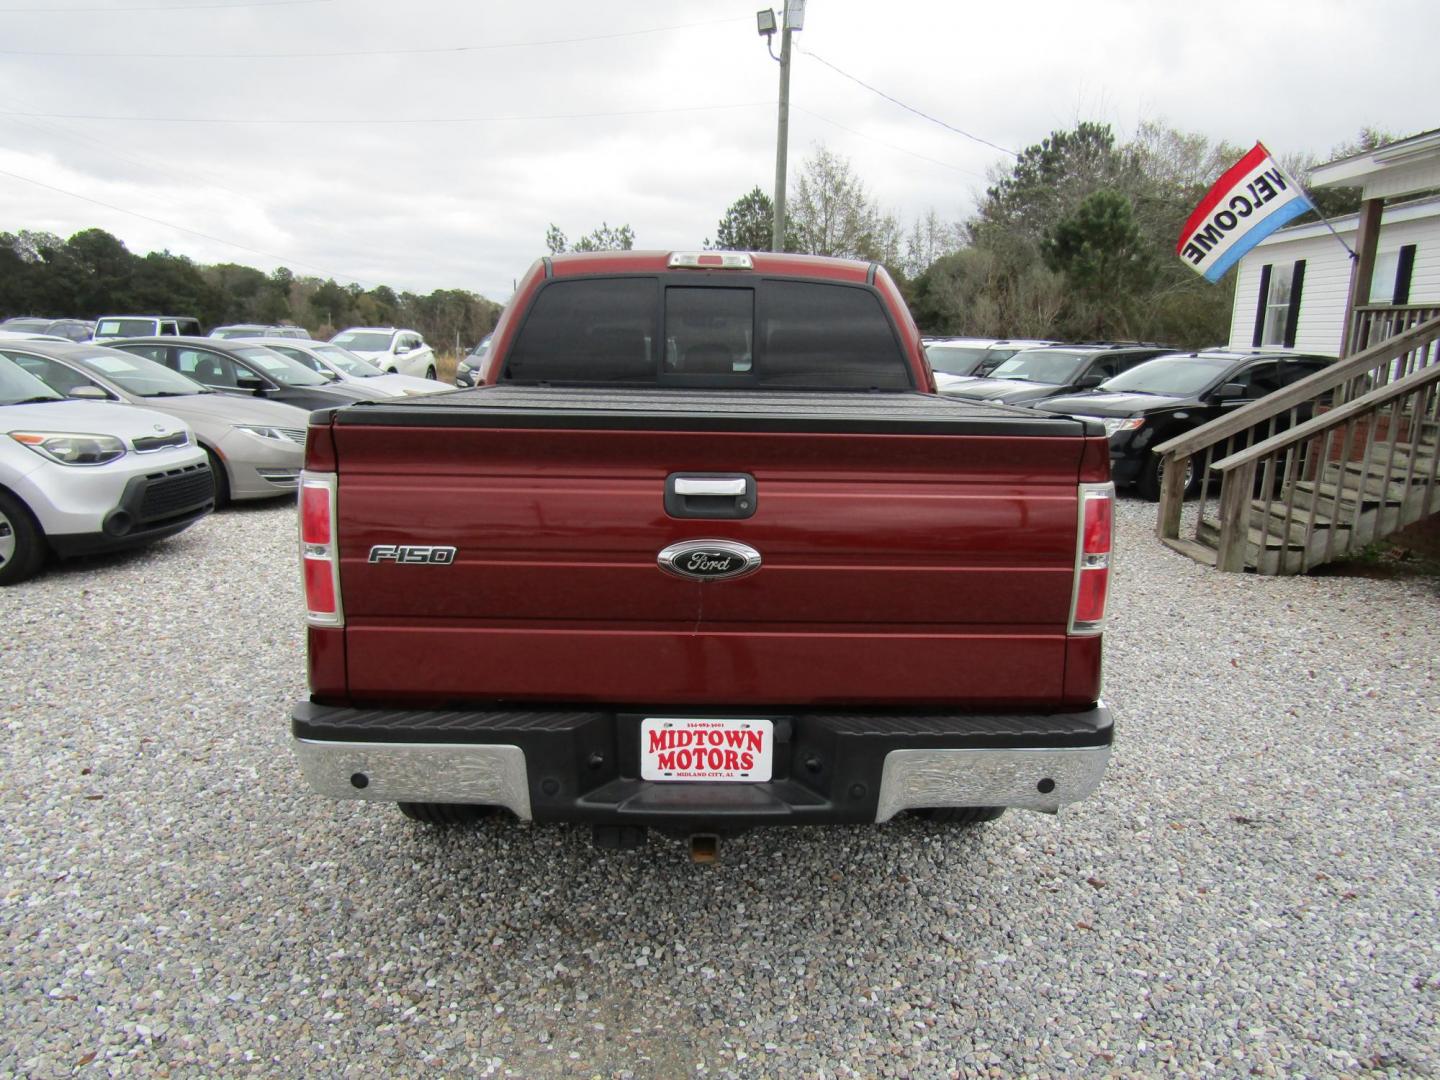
(0, 356, 213, 585)
(93, 315, 203, 341)
(329, 327, 437, 380)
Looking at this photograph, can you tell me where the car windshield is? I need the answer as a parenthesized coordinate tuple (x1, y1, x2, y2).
(314, 344, 384, 377)
(924, 345, 989, 376)
(213, 327, 263, 339)
(231, 346, 329, 386)
(1099, 355, 1235, 395)
(332, 331, 394, 352)
(987, 349, 1088, 385)
(96, 318, 156, 337)
(77, 350, 207, 396)
(0, 355, 65, 404)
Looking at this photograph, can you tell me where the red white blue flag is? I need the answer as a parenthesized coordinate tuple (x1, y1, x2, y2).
(1176, 142, 1314, 283)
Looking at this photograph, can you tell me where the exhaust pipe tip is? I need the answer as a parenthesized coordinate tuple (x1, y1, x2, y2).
(689, 833, 719, 864)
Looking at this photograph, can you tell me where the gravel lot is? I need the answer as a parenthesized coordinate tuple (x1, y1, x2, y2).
(2, 498, 1437, 1078)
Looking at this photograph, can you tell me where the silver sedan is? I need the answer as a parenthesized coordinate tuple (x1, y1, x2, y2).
(0, 340, 309, 504)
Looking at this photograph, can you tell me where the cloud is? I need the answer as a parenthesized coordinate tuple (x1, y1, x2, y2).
(1, 0, 1434, 306)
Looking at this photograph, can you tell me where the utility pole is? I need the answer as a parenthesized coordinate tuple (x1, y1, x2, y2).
(772, 1, 792, 254)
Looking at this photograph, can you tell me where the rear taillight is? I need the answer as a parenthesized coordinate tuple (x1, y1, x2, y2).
(299, 471, 343, 627)
(1069, 482, 1114, 635)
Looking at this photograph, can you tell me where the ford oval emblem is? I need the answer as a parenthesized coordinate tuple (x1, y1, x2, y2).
(657, 539, 761, 582)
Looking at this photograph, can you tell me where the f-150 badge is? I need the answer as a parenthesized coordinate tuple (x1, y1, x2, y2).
(657, 540, 761, 582)
(368, 544, 457, 565)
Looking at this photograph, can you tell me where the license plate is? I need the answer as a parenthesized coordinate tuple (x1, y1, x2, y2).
(640, 717, 774, 782)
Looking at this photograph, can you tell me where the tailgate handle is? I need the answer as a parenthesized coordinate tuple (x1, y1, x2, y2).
(665, 472, 757, 520)
(673, 478, 746, 496)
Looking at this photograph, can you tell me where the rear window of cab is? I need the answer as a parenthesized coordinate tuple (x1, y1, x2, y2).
(501, 277, 912, 390)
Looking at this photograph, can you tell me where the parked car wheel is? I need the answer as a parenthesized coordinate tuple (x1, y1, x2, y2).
(0, 490, 47, 586)
(397, 802, 498, 826)
(424, 364, 437, 381)
(204, 448, 231, 507)
(1137, 451, 1197, 502)
(911, 806, 1005, 826)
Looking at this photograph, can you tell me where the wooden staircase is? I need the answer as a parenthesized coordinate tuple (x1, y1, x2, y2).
(1155, 306, 1440, 574)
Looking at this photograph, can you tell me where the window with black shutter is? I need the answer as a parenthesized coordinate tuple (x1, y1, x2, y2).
(1254, 260, 1305, 347)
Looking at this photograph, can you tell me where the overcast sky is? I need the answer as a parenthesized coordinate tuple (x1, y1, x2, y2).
(1, 0, 1435, 304)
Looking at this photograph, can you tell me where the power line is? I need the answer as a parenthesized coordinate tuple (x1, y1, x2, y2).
(0, 165, 371, 285)
(1, 111, 258, 204)
(0, 0, 329, 10)
(791, 106, 988, 181)
(796, 46, 1018, 159)
(0, 14, 746, 57)
(0, 102, 772, 126)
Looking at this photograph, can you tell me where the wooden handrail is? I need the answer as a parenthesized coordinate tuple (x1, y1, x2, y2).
(1152, 314, 1440, 459)
(1350, 303, 1440, 354)
(1209, 360, 1440, 472)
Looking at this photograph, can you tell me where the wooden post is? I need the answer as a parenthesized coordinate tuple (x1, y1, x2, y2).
(1340, 197, 1384, 357)
(1156, 454, 1184, 540)
(1215, 462, 1257, 572)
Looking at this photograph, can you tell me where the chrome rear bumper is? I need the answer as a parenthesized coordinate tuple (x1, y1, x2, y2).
(291, 738, 533, 820)
(290, 702, 1112, 826)
(873, 744, 1111, 822)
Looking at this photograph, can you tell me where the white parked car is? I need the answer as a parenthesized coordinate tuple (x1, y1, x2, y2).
(924, 337, 1058, 391)
(247, 338, 450, 396)
(209, 324, 310, 340)
(0, 355, 213, 585)
(329, 327, 437, 380)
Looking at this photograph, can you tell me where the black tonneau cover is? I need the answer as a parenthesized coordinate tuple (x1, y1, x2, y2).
(330, 387, 1101, 438)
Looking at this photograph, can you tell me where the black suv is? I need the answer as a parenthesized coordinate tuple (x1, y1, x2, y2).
(1040, 349, 1335, 500)
(939, 343, 1173, 407)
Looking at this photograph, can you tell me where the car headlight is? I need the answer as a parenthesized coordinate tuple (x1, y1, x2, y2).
(9, 430, 127, 466)
(1102, 417, 1146, 438)
(235, 424, 297, 443)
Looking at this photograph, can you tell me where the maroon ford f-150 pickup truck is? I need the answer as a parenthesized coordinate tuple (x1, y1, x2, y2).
(290, 250, 1114, 857)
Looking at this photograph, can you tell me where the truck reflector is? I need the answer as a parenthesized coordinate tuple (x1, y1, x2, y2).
(300, 484, 331, 546)
(299, 471, 343, 627)
(1069, 483, 1114, 635)
(668, 251, 754, 270)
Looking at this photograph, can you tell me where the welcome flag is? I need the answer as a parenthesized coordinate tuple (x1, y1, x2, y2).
(1176, 142, 1314, 283)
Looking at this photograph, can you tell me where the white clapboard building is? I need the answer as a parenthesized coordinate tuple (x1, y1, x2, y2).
(1160, 128, 1440, 577)
(1227, 130, 1440, 356)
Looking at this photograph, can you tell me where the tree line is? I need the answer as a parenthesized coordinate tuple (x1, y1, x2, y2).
(0, 228, 502, 353)
(698, 122, 1381, 347)
(4, 120, 1382, 355)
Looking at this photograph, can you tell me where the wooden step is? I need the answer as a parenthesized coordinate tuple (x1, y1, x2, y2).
(1248, 498, 1352, 538)
(1340, 453, 1438, 486)
(1159, 536, 1218, 567)
(1304, 473, 1408, 508)
(1197, 515, 1312, 553)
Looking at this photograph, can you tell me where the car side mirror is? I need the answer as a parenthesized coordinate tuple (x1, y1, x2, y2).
(235, 374, 267, 395)
(1213, 382, 1247, 401)
(67, 385, 111, 400)
(1076, 373, 1104, 389)
(395, 343, 412, 355)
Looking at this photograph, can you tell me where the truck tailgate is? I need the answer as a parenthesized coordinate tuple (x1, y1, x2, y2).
(329, 389, 1094, 708)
